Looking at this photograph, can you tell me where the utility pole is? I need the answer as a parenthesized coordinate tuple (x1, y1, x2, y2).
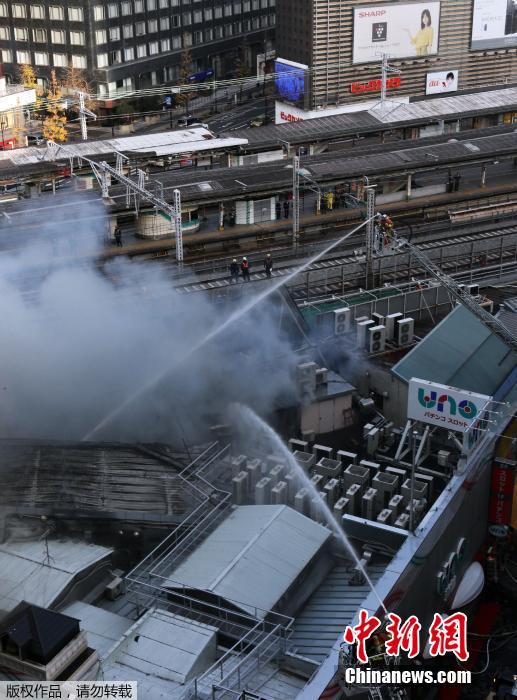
(172, 189, 183, 265)
(365, 185, 376, 289)
(77, 92, 97, 141)
(292, 154, 300, 249)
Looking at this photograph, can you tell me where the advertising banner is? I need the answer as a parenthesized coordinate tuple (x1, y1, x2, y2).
(353, 2, 440, 64)
(425, 70, 459, 95)
(407, 378, 491, 433)
(472, 0, 517, 50)
(274, 58, 308, 103)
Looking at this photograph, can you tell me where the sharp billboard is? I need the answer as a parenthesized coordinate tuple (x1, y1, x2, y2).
(407, 378, 491, 434)
(353, 2, 441, 64)
(471, 0, 517, 50)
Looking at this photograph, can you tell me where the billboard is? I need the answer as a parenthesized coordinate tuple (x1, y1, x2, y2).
(274, 58, 308, 103)
(472, 0, 517, 50)
(353, 2, 440, 64)
(426, 70, 459, 95)
(407, 378, 491, 433)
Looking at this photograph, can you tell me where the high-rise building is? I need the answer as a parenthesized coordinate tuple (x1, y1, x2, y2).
(0, 0, 275, 98)
(276, 0, 517, 110)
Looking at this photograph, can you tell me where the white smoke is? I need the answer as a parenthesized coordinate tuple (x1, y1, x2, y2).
(0, 194, 299, 443)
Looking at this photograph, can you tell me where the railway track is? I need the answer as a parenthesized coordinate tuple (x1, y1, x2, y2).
(174, 224, 517, 294)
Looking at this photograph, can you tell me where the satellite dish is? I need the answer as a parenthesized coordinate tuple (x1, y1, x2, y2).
(450, 561, 484, 610)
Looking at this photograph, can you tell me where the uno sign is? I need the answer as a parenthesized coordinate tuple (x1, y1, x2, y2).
(408, 379, 491, 434)
(351, 76, 401, 94)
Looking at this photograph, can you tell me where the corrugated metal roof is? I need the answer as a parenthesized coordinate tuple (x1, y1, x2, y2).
(392, 305, 515, 394)
(103, 609, 217, 695)
(369, 86, 517, 123)
(166, 505, 331, 617)
(0, 129, 248, 170)
(0, 539, 112, 613)
(61, 601, 132, 659)
(289, 564, 386, 663)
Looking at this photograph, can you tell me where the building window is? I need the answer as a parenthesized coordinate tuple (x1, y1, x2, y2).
(214, 25, 222, 38)
(172, 15, 180, 27)
(182, 12, 191, 24)
(108, 3, 119, 18)
(149, 40, 158, 54)
(14, 27, 28, 41)
(224, 4, 232, 16)
(135, 21, 145, 35)
(243, 0, 250, 11)
(53, 53, 67, 67)
(137, 44, 147, 57)
(121, 1, 132, 15)
(134, 0, 144, 11)
(110, 26, 120, 40)
(51, 29, 65, 43)
(205, 27, 213, 40)
(193, 29, 202, 43)
(160, 38, 170, 51)
(123, 24, 133, 38)
(0, 3, 7, 18)
(204, 7, 212, 20)
(148, 0, 157, 9)
(252, 15, 259, 28)
(148, 18, 158, 32)
(214, 6, 222, 18)
(72, 55, 87, 69)
(225, 23, 232, 35)
(49, 5, 65, 20)
(93, 5, 105, 20)
(68, 7, 84, 21)
(12, 4, 27, 18)
(193, 10, 202, 22)
(0, 26, 9, 40)
(17, 50, 31, 63)
(70, 31, 85, 45)
(252, 0, 258, 9)
(124, 46, 134, 60)
(95, 29, 107, 43)
(183, 32, 192, 46)
(172, 35, 181, 48)
(34, 51, 48, 65)
(33, 28, 47, 42)
(160, 16, 169, 29)
(31, 5, 45, 19)
(1, 48, 11, 61)
(159, 0, 168, 6)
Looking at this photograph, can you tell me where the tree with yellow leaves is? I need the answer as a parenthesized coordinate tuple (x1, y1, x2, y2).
(42, 70, 67, 142)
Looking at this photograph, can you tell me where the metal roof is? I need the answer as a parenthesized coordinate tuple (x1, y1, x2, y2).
(0, 129, 248, 172)
(103, 609, 218, 697)
(369, 86, 517, 123)
(61, 601, 132, 659)
(225, 86, 517, 149)
(166, 505, 331, 618)
(0, 539, 112, 614)
(392, 305, 515, 394)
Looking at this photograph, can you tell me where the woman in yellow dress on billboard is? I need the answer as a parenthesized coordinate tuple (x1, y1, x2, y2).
(404, 9, 434, 56)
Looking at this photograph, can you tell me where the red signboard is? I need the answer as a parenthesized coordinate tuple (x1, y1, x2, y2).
(350, 76, 401, 94)
(489, 458, 515, 525)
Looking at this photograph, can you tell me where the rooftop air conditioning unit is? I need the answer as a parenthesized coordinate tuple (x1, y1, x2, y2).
(385, 312, 403, 340)
(297, 362, 317, 391)
(366, 325, 386, 354)
(466, 284, 480, 297)
(105, 577, 123, 601)
(395, 318, 414, 347)
(372, 312, 384, 327)
(357, 319, 375, 348)
(316, 368, 328, 385)
(334, 307, 351, 335)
